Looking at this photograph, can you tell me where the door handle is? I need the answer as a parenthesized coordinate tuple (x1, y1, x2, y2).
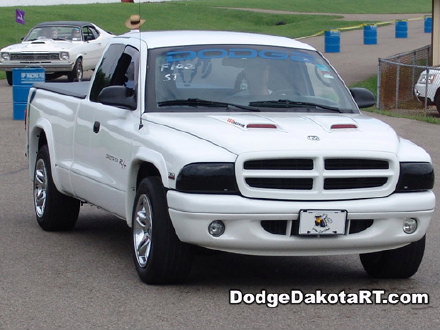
(93, 121, 100, 133)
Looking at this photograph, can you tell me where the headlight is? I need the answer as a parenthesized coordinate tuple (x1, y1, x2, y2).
(395, 162, 434, 192)
(176, 163, 239, 194)
(1, 52, 10, 61)
(60, 52, 69, 61)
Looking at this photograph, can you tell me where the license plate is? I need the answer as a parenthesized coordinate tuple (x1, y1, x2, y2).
(299, 210, 347, 235)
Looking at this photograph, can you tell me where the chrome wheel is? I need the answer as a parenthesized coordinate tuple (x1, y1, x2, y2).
(133, 194, 153, 268)
(34, 159, 47, 217)
(76, 60, 83, 81)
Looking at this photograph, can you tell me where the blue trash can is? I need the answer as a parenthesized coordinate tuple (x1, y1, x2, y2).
(12, 68, 45, 120)
(424, 16, 432, 33)
(363, 25, 378, 45)
(325, 30, 340, 53)
(395, 20, 408, 38)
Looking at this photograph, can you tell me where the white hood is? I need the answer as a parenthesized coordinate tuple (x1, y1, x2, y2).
(146, 112, 401, 155)
(2, 39, 76, 52)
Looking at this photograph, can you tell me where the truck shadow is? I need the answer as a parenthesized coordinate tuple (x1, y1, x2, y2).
(71, 209, 381, 287)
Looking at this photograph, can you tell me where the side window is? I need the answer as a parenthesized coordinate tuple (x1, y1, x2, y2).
(90, 44, 140, 105)
(90, 44, 125, 102)
(82, 27, 96, 41)
(88, 26, 100, 39)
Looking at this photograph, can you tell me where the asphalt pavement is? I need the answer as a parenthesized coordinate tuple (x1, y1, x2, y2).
(0, 16, 439, 330)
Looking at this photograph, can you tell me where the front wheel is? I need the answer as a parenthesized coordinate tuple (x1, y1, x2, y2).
(67, 58, 83, 82)
(34, 145, 80, 231)
(6, 71, 12, 85)
(360, 236, 426, 278)
(132, 177, 193, 284)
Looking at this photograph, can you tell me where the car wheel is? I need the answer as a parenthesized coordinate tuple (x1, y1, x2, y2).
(68, 58, 83, 82)
(6, 71, 13, 85)
(360, 235, 425, 278)
(34, 145, 80, 231)
(132, 176, 193, 284)
(434, 90, 440, 114)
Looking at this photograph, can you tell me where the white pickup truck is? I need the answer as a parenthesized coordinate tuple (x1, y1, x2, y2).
(26, 31, 435, 284)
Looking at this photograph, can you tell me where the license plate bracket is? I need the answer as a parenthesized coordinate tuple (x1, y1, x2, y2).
(299, 210, 347, 236)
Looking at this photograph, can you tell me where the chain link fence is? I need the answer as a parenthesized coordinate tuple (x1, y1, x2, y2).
(378, 45, 435, 111)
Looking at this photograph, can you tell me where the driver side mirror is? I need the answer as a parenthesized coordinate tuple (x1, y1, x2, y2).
(97, 85, 137, 110)
(349, 88, 376, 108)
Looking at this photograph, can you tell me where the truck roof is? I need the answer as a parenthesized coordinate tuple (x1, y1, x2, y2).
(118, 30, 316, 51)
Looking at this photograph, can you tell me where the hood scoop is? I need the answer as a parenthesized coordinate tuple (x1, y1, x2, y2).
(306, 115, 359, 132)
(330, 123, 358, 130)
(211, 115, 279, 130)
(31, 41, 46, 44)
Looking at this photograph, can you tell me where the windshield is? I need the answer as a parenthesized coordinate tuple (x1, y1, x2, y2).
(24, 26, 82, 41)
(148, 45, 358, 113)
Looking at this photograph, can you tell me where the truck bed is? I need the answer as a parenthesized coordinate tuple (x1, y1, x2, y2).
(33, 81, 90, 99)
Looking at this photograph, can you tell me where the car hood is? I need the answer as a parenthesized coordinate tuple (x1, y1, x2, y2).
(1, 40, 76, 52)
(146, 112, 401, 155)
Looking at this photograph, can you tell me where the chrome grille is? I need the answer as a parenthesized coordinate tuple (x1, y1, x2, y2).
(10, 53, 60, 61)
(236, 152, 398, 200)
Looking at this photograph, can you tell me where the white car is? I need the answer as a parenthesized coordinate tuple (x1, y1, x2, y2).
(0, 21, 113, 85)
(414, 68, 440, 113)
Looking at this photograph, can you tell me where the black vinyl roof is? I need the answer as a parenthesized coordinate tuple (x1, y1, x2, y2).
(34, 21, 93, 28)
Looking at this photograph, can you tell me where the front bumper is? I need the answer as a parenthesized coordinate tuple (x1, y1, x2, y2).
(167, 191, 435, 256)
(0, 61, 74, 73)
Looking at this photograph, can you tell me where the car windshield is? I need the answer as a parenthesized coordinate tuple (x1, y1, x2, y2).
(24, 26, 82, 41)
(149, 45, 358, 113)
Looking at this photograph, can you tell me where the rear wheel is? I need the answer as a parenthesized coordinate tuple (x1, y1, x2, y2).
(67, 58, 83, 82)
(360, 236, 425, 278)
(132, 177, 193, 284)
(34, 145, 80, 231)
(6, 71, 12, 85)
(434, 91, 440, 114)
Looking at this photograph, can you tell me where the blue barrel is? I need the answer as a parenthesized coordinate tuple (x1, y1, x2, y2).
(12, 68, 45, 120)
(325, 30, 340, 53)
(424, 16, 432, 33)
(363, 25, 378, 45)
(395, 20, 408, 38)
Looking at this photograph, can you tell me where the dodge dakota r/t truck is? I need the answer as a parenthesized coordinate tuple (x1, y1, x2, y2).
(26, 31, 435, 284)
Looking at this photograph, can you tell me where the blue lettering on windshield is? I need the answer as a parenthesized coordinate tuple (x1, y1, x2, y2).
(166, 51, 196, 62)
(259, 50, 288, 60)
(165, 48, 317, 63)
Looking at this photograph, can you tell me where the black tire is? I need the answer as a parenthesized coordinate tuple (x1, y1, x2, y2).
(132, 177, 193, 284)
(434, 91, 440, 114)
(68, 58, 83, 82)
(6, 71, 12, 85)
(360, 236, 426, 278)
(33, 145, 80, 231)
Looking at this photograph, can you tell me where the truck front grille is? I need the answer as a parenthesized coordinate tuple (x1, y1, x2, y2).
(236, 153, 398, 200)
(10, 53, 60, 61)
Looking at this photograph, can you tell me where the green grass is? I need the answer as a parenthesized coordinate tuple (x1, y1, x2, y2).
(351, 75, 378, 96)
(0, 2, 365, 50)
(364, 108, 439, 124)
(193, 0, 431, 14)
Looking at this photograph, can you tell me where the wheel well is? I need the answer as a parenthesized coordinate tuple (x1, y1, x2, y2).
(434, 88, 440, 104)
(38, 131, 47, 149)
(136, 162, 161, 187)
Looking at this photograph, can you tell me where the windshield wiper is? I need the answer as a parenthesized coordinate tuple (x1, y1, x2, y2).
(249, 100, 345, 113)
(158, 98, 260, 112)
